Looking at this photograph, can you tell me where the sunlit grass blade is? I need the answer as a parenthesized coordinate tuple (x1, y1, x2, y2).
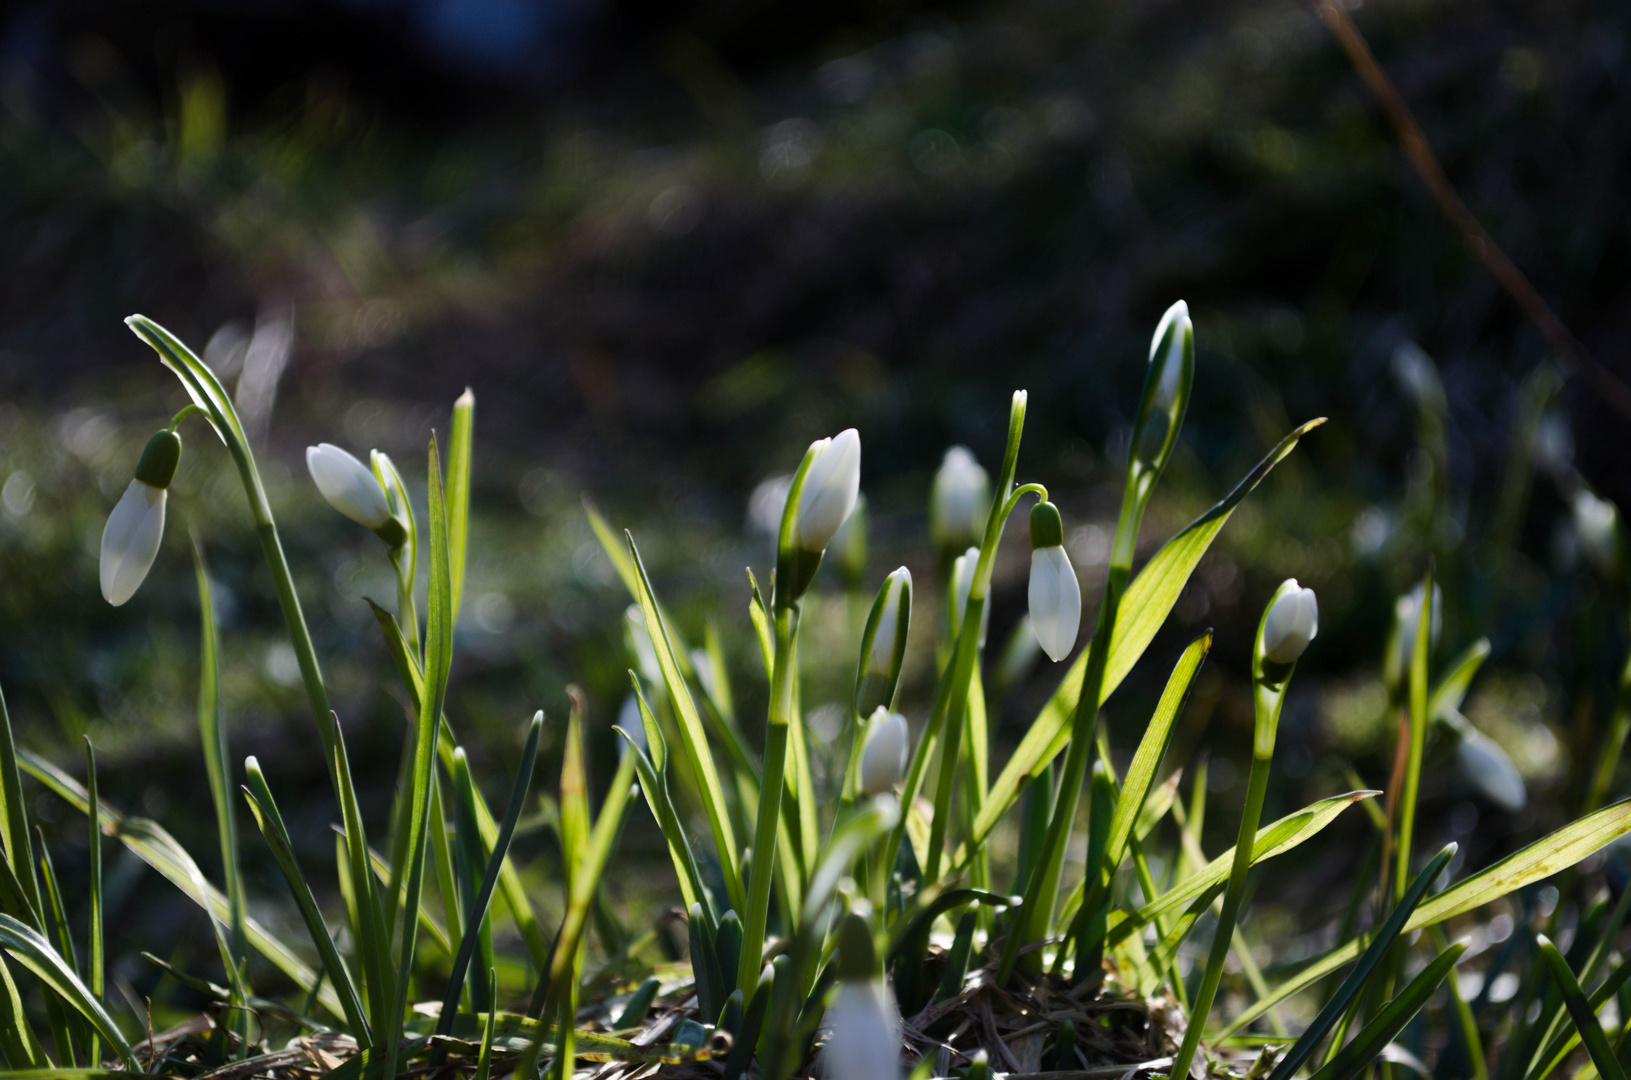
(1074, 632, 1210, 952)
(366, 599, 549, 966)
(1428, 638, 1490, 722)
(625, 533, 744, 916)
(36, 837, 88, 1064)
(970, 419, 1324, 855)
(0, 953, 46, 1066)
(434, 712, 542, 1048)
(0, 915, 138, 1070)
(81, 740, 103, 1070)
(1307, 942, 1465, 1080)
(449, 752, 493, 1012)
(1393, 570, 1434, 903)
(1110, 790, 1378, 946)
(0, 683, 42, 927)
(446, 387, 474, 616)
(1537, 935, 1627, 1080)
(1221, 798, 1631, 1038)
(474, 969, 498, 1080)
(191, 540, 248, 1049)
(241, 758, 371, 1043)
(619, 678, 712, 925)
(1269, 844, 1456, 1079)
(18, 750, 345, 1021)
(384, 435, 458, 1080)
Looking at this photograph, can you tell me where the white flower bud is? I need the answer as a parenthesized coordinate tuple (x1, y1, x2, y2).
(100, 479, 167, 606)
(793, 428, 861, 553)
(1028, 548, 1081, 663)
(1027, 502, 1079, 662)
(1149, 299, 1191, 413)
(950, 546, 989, 646)
(306, 443, 393, 530)
(1261, 580, 1319, 664)
(858, 708, 908, 797)
(930, 446, 989, 553)
(1572, 488, 1622, 577)
(822, 979, 901, 1080)
(867, 568, 911, 676)
(1452, 715, 1525, 811)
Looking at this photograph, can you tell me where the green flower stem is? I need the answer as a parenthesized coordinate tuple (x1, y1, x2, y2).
(167, 403, 206, 431)
(1169, 676, 1286, 1080)
(1000, 482, 1140, 980)
(913, 393, 1028, 885)
(739, 604, 799, 995)
(1393, 573, 1433, 904)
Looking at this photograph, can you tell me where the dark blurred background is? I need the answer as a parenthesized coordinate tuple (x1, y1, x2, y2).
(1, 0, 1630, 1015)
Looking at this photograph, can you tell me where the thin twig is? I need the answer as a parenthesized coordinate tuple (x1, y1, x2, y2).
(1311, 0, 1631, 421)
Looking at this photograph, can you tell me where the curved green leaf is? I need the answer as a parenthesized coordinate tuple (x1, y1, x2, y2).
(0, 915, 136, 1069)
(1307, 943, 1465, 1080)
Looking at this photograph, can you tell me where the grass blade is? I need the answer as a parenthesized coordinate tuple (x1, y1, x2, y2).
(35, 837, 86, 1064)
(82, 741, 103, 1070)
(435, 711, 543, 1039)
(1307, 942, 1466, 1080)
(618, 680, 713, 927)
(448, 752, 492, 1010)
(18, 750, 345, 1021)
(447, 388, 475, 617)
(1269, 844, 1456, 1079)
(367, 599, 550, 966)
(1221, 798, 1631, 1039)
(1537, 935, 1627, 1080)
(474, 969, 498, 1080)
(1110, 790, 1378, 945)
(191, 541, 248, 1046)
(0, 952, 46, 1066)
(1429, 638, 1491, 723)
(1393, 571, 1434, 903)
(625, 533, 744, 913)
(385, 435, 458, 1080)
(971, 420, 1324, 853)
(0, 915, 137, 1069)
(1075, 632, 1211, 947)
(241, 759, 372, 1042)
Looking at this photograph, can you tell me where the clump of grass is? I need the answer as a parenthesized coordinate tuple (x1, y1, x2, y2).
(3, 307, 1631, 1080)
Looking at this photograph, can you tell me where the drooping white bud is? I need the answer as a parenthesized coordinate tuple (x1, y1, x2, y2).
(793, 428, 861, 553)
(1453, 716, 1525, 812)
(1261, 580, 1319, 664)
(306, 443, 393, 530)
(930, 446, 989, 555)
(858, 708, 908, 797)
(1027, 502, 1080, 662)
(100, 480, 167, 606)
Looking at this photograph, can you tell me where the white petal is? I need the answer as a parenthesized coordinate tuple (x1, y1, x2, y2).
(1028, 546, 1080, 662)
(1262, 581, 1317, 664)
(823, 981, 901, 1080)
(796, 429, 861, 550)
(1457, 729, 1526, 812)
(867, 568, 910, 675)
(100, 480, 166, 606)
(1150, 301, 1191, 412)
(859, 710, 908, 796)
(306, 443, 392, 529)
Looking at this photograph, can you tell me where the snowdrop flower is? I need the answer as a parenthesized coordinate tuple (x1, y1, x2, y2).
(949, 546, 989, 646)
(1149, 300, 1192, 414)
(823, 915, 900, 1080)
(1260, 580, 1318, 664)
(306, 443, 402, 544)
(100, 429, 182, 606)
(793, 428, 861, 554)
(854, 567, 911, 716)
(858, 707, 908, 797)
(1028, 502, 1081, 662)
(930, 446, 989, 559)
(1453, 716, 1526, 812)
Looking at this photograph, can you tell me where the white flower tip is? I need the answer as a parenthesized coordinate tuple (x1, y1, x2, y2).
(795, 428, 862, 551)
(1028, 546, 1081, 662)
(858, 709, 908, 796)
(100, 479, 166, 606)
(307, 443, 392, 529)
(1262, 580, 1318, 664)
(456, 386, 475, 408)
(1150, 300, 1191, 361)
